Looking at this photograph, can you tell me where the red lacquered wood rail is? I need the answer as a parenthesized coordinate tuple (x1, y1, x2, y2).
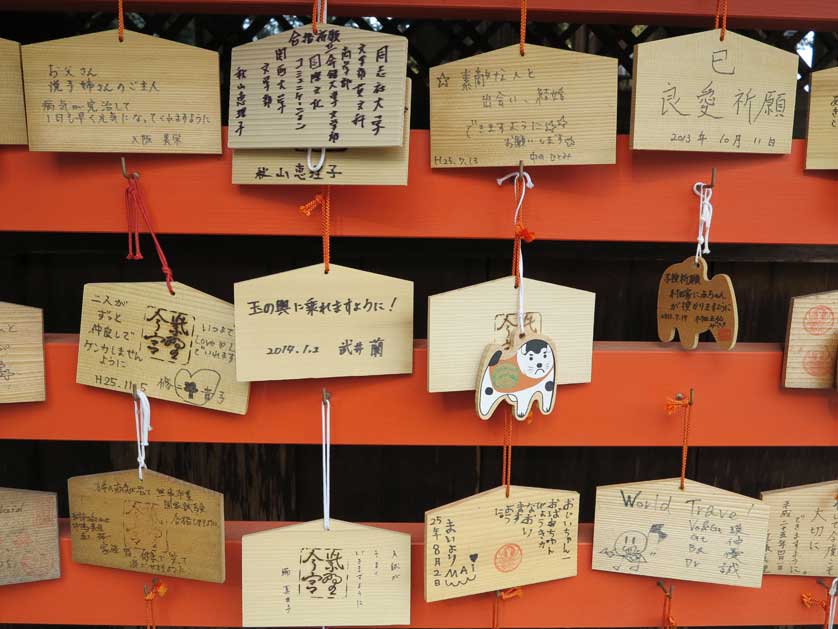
(0, 335, 835, 446)
(0, 521, 824, 627)
(0, 132, 836, 244)
(2, 0, 837, 29)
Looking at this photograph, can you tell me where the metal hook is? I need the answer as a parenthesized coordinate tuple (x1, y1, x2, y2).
(657, 580, 674, 597)
(705, 167, 717, 189)
(131, 384, 140, 401)
(816, 578, 831, 592)
(307, 147, 326, 173)
(518, 160, 524, 179)
(121, 157, 140, 180)
(674, 388, 695, 406)
(322, 388, 331, 404)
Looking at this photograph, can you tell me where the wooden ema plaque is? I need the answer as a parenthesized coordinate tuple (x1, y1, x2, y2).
(232, 79, 412, 185)
(782, 289, 838, 389)
(0, 488, 60, 587)
(593, 478, 769, 588)
(0, 302, 45, 404)
(657, 257, 738, 350)
(430, 44, 616, 168)
(68, 469, 225, 583)
(234, 264, 413, 382)
(0, 38, 27, 145)
(228, 25, 407, 149)
(631, 30, 798, 154)
(806, 67, 838, 169)
(424, 486, 578, 602)
(21, 30, 221, 153)
(242, 519, 410, 627)
(427, 276, 594, 393)
(76, 282, 250, 414)
(761, 480, 838, 577)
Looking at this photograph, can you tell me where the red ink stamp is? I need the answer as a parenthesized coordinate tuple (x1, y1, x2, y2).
(493, 543, 523, 573)
(33, 505, 53, 527)
(802, 349, 833, 377)
(803, 305, 834, 336)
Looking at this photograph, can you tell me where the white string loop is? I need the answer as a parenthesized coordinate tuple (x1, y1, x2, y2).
(497, 169, 535, 332)
(828, 577, 837, 629)
(307, 147, 326, 172)
(133, 390, 152, 480)
(692, 182, 713, 264)
(321, 390, 331, 531)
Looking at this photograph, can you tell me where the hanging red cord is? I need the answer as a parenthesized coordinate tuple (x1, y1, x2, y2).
(714, 0, 728, 41)
(666, 391, 693, 490)
(124, 177, 176, 295)
(660, 585, 677, 628)
(299, 186, 331, 274)
(519, 0, 527, 56)
(491, 587, 523, 629)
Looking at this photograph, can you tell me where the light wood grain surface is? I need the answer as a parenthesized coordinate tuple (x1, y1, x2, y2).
(781, 289, 838, 388)
(0, 488, 59, 586)
(428, 276, 594, 392)
(22, 30, 221, 153)
(805, 66, 838, 169)
(76, 282, 249, 414)
(68, 468, 225, 582)
(632, 29, 798, 154)
(242, 519, 410, 626)
(430, 44, 616, 168)
(0, 301, 45, 404)
(0, 38, 27, 145)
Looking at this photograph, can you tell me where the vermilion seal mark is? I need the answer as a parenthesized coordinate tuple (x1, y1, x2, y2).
(494, 543, 523, 573)
(803, 305, 834, 336)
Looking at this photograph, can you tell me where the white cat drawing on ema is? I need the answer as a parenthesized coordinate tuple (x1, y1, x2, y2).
(475, 333, 557, 420)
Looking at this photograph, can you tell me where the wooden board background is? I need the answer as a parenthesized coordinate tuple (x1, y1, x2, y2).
(232, 79, 412, 185)
(805, 66, 838, 169)
(656, 257, 738, 350)
(234, 264, 413, 381)
(0, 37, 27, 145)
(242, 519, 410, 627)
(76, 282, 250, 414)
(781, 289, 838, 388)
(0, 488, 59, 586)
(67, 468, 225, 582)
(631, 29, 798, 154)
(21, 29, 221, 153)
(430, 44, 616, 168)
(428, 276, 595, 392)
(761, 479, 838, 577)
(424, 486, 578, 602)
(228, 25, 407, 149)
(592, 478, 769, 588)
(0, 301, 45, 404)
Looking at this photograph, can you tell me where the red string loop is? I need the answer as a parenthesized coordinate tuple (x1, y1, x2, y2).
(125, 177, 175, 295)
(661, 587, 677, 628)
(491, 587, 523, 629)
(519, 0, 527, 56)
(666, 394, 692, 490)
(299, 186, 331, 274)
(118, 0, 125, 41)
(714, 0, 728, 40)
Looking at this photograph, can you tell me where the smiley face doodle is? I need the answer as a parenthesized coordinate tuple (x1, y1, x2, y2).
(599, 524, 666, 573)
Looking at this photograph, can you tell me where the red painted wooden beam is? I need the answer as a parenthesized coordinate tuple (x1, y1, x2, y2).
(0, 521, 825, 627)
(0, 336, 835, 446)
(0, 132, 835, 244)
(2, 0, 837, 29)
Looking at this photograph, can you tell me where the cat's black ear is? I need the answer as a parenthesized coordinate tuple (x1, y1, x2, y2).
(488, 350, 502, 366)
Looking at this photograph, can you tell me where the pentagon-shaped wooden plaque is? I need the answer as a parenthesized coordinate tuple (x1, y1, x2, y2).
(0, 302, 45, 404)
(430, 44, 617, 167)
(68, 469, 225, 582)
(782, 289, 838, 389)
(232, 79, 411, 185)
(22, 30, 221, 153)
(242, 519, 410, 626)
(234, 264, 413, 381)
(77, 282, 250, 414)
(0, 488, 60, 586)
(425, 486, 578, 602)
(632, 29, 797, 154)
(428, 276, 594, 392)
(0, 38, 27, 145)
(228, 25, 407, 149)
(593, 478, 769, 588)
(762, 480, 838, 577)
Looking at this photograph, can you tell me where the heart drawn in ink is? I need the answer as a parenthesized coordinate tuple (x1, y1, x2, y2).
(174, 368, 222, 406)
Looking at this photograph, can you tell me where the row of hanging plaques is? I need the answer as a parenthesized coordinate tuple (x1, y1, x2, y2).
(0, 27, 837, 171)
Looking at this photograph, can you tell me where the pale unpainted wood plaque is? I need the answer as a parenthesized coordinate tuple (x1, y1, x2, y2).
(592, 478, 769, 588)
(234, 264, 413, 382)
(0, 488, 60, 586)
(430, 44, 616, 168)
(68, 468, 225, 582)
(0, 302, 45, 404)
(424, 486, 578, 602)
(228, 25, 407, 149)
(0, 38, 27, 145)
(242, 519, 410, 627)
(761, 480, 838, 577)
(76, 282, 250, 414)
(657, 257, 738, 350)
(233, 79, 412, 185)
(782, 289, 838, 389)
(21, 30, 221, 153)
(631, 30, 798, 154)
(427, 276, 595, 393)
(806, 67, 838, 169)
